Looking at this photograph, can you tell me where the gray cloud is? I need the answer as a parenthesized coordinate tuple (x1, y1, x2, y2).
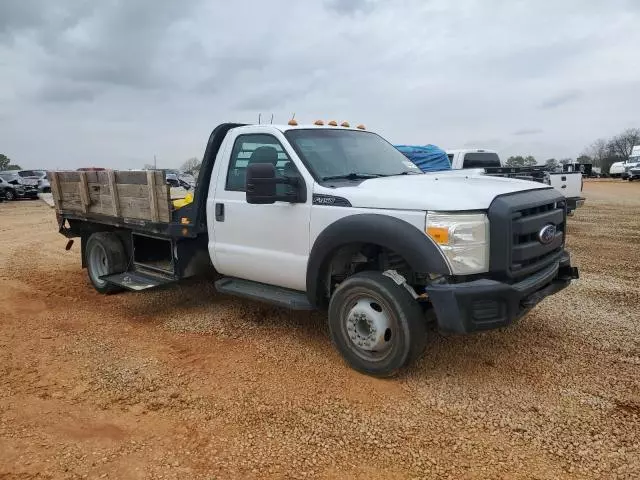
(324, 0, 377, 15)
(0, 0, 639, 169)
(539, 90, 583, 109)
(513, 128, 543, 136)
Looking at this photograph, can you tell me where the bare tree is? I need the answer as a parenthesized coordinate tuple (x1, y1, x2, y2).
(180, 157, 201, 175)
(582, 139, 609, 167)
(608, 128, 640, 160)
(545, 158, 559, 170)
(505, 156, 525, 167)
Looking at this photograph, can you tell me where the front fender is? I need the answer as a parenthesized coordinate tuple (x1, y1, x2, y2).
(306, 214, 451, 307)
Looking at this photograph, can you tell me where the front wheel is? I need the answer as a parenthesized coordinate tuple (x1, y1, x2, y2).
(5, 189, 16, 201)
(328, 271, 427, 377)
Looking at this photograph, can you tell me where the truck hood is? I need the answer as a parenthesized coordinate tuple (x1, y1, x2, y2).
(315, 171, 551, 211)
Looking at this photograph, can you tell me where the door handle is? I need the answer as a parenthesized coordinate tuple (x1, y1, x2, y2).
(215, 203, 225, 221)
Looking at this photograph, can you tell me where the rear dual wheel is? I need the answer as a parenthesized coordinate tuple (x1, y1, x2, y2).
(85, 232, 127, 294)
(328, 271, 427, 377)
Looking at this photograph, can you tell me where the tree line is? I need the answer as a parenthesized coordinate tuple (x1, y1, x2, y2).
(0, 154, 22, 171)
(580, 128, 640, 173)
(504, 127, 640, 173)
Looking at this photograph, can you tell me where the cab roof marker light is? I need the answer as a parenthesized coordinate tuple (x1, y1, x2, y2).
(341, 121, 350, 127)
(288, 119, 298, 126)
(314, 120, 324, 126)
(328, 120, 338, 126)
(356, 124, 366, 130)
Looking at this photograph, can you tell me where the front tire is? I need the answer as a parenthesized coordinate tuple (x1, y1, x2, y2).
(85, 232, 127, 294)
(5, 189, 16, 201)
(328, 271, 427, 377)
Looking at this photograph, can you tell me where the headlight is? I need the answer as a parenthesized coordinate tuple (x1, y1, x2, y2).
(426, 212, 490, 275)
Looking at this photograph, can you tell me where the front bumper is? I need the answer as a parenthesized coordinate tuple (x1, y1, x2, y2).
(19, 189, 39, 199)
(425, 251, 579, 334)
(566, 197, 585, 212)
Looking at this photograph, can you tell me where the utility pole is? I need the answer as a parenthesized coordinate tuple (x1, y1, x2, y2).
(154, 155, 157, 169)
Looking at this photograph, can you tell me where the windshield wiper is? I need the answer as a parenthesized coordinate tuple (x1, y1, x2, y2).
(321, 173, 384, 181)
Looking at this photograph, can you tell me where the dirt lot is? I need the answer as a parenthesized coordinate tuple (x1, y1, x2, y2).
(1, 181, 639, 479)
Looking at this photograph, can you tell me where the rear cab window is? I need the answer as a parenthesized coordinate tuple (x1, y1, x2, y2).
(462, 152, 501, 169)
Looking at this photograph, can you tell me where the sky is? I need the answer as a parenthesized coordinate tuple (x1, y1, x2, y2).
(1, 0, 639, 170)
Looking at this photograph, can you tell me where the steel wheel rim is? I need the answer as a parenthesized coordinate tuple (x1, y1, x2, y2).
(340, 290, 397, 362)
(88, 243, 108, 287)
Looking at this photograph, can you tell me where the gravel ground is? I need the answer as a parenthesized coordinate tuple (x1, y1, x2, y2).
(0, 180, 638, 479)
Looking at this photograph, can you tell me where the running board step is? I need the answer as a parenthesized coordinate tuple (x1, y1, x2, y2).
(101, 270, 176, 291)
(215, 277, 314, 310)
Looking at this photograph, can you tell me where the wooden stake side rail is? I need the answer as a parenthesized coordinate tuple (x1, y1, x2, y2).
(46, 170, 172, 223)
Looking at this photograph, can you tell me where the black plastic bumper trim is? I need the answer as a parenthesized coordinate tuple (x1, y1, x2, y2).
(425, 251, 578, 334)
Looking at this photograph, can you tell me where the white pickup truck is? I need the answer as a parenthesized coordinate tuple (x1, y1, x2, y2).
(48, 123, 579, 377)
(446, 149, 585, 214)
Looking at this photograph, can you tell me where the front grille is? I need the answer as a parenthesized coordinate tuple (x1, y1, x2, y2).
(510, 201, 564, 276)
(488, 189, 566, 281)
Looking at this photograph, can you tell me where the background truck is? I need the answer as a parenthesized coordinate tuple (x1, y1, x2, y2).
(48, 122, 579, 377)
(445, 149, 585, 214)
(608, 146, 640, 179)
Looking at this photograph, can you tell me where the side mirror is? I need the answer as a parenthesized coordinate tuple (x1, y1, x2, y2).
(246, 163, 305, 204)
(246, 163, 278, 204)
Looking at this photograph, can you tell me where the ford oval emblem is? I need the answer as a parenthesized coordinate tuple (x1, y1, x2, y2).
(538, 224, 556, 245)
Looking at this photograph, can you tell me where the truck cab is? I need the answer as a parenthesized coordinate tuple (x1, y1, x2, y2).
(50, 123, 579, 377)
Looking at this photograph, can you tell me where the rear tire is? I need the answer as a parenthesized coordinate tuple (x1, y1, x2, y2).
(85, 232, 128, 294)
(328, 271, 427, 377)
(5, 189, 16, 201)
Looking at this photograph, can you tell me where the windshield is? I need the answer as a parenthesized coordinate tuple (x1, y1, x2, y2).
(284, 129, 421, 181)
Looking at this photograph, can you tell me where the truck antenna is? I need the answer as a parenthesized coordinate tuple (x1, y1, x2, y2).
(270, 113, 274, 124)
(258, 113, 261, 125)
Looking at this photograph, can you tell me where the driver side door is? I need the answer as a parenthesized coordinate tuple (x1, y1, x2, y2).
(210, 129, 312, 291)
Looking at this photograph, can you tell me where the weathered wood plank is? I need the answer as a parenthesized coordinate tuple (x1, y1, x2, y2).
(107, 170, 121, 217)
(47, 171, 63, 211)
(116, 171, 146, 185)
(52, 169, 170, 222)
(57, 171, 80, 182)
(78, 172, 90, 213)
(58, 192, 84, 212)
(147, 170, 159, 222)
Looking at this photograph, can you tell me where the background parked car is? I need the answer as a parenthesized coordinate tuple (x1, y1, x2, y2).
(162, 169, 193, 189)
(17, 170, 51, 193)
(0, 173, 39, 200)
